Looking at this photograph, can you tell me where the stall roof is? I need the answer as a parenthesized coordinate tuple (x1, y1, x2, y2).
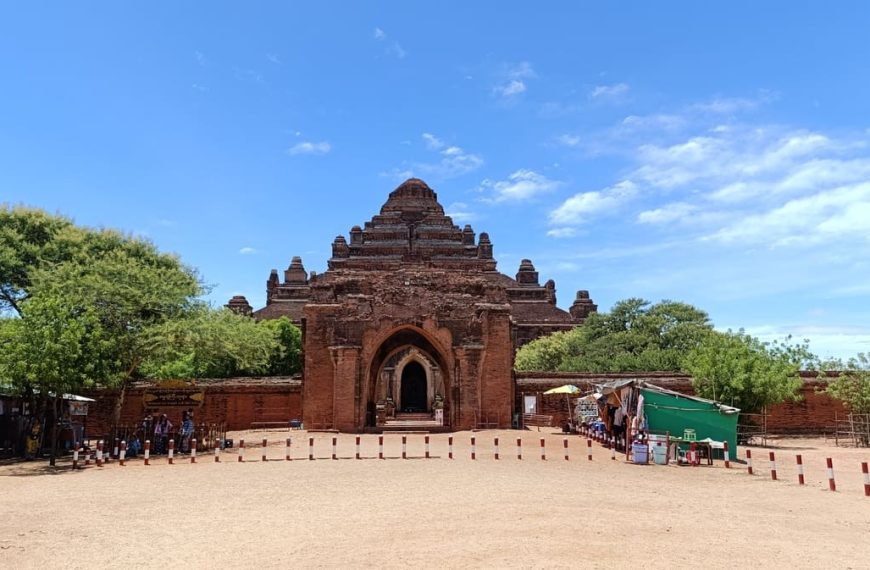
(0, 388, 95, 402)
(594, 378, 740, 414)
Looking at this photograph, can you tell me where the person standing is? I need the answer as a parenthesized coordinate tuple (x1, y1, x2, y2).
(154, 414, 171, 455)
(180, 411, 194, 453)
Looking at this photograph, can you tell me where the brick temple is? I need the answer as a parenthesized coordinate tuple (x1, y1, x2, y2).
(227, 179, 597, 431)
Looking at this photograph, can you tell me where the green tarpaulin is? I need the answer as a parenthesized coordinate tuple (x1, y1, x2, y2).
(640, 386, 739, 456)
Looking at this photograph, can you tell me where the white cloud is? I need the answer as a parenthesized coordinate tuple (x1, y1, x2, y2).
(547, 227, 578, 238)
(637, 202, 696, 224)
(555, 134, 581, 147)
(708, 182, 870, 246)
(493, 62, 535, 99)
(445, 202, 477, 223)
(372, 27, 405, 58)
(287, 141, 331, 156)
(494, 80, 526, 97)
(422, 133, 445, 150)
(480, 170, 560, 203)
(195, 51, 206, 66)
(266, 53, 281, 65)
(191, 83, 208, 92)
(590, 83, 629, 99)
(549, 180, 637, 225)
(384, 134, 483, 180)
(239, 247, 258, 255)
(390, 42, 406, 59)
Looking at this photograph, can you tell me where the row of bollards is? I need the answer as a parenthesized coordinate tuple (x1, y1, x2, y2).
(744, 449, 865, 493)
(64, 436, 870, 496)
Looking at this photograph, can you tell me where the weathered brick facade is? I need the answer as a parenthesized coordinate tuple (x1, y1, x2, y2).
(84, 377, 302, 434)
(231, 179, 596, 431)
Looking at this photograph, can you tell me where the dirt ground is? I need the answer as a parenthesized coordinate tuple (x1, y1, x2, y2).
(1, 431, 868, 569)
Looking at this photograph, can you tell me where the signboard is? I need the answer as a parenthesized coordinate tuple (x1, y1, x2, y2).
(143, 390, 205, 408)
(576, 397, 599, 421)
(68, 401, 89, 416)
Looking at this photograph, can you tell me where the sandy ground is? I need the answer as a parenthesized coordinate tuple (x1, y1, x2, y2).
(1, 431, 868, 569)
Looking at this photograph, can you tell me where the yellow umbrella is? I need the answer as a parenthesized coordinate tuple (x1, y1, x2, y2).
(543, 385, 580, 429)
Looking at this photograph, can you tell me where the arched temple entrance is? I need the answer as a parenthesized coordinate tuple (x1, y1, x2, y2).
(366, 327, 451, 427)
(400, 361, 427, 412)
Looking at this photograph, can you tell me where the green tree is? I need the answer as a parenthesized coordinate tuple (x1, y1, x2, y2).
(0, 294, 118, 464)
(515, 298, 713, 372)
(0, 206, 203, 428)
(139, 307, 278, 379)
(260, 316, 303, 376)
(682, 330, 813, 412)
(822, 353, 870, 414)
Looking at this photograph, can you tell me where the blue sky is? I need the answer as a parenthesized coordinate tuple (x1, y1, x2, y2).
(2, 2, 870, 359)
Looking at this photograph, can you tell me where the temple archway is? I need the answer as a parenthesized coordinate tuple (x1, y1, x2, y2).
(366, 326, 451, 427)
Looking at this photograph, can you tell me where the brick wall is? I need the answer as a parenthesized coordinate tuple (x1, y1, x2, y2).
(515, 371, 845, 434)
(84, 377, 302, 435)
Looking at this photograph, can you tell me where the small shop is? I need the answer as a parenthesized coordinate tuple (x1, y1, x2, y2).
(576, 379, 740, 465)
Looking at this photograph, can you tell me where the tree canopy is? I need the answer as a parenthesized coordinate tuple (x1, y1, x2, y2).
(139, 310, 301, 379)
(515, 298, 713, 372)
(821, 353, 870, 414)
(682, 330, 812, 413)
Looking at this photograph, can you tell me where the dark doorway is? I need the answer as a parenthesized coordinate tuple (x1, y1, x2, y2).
(400, 361, 427, 412)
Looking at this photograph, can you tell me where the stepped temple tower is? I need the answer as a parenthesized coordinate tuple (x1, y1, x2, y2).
(229, 179, 596, 431)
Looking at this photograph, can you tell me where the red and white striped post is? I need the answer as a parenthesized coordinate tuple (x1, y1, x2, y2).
(587, 438, 592, 461)
(425, 435, 430, 459)
(610, 437, 615, 461)
(746, 449, 753, 475)
(190, 438, 197, 463)
(119, 440, 127, 466)
(494, 437, 499, 460)
(308, 437, 314, 461)
(862, 462, 869, 497)
(84, 445, 91, 466)
(286, 438, 292, 461)
(96, 440, 103, 467)
(769, 451, 777, 480)
(448, 436, 453, 460)
(168, 439, 175, 465)
(471, 436, 476, 460)
(355, 436, 361, 460)
(263, 438, 269, 462)
(239, 439, 245, 462)
(796, 454, 805, 485)
(72, 441, 80, 470)
(723, 441, 730, 468)
(540, 438, 546, 461)
(564, 437, 569, 461)
(516, 438, 522, 460)
(214, 438, 220, 463)
(333, 436, 338, 460)
(402, 436, 407, 460)
(144, 440, 151, 466)
(378, 436, 384, 460)
(826, 457, 836, 492)
(113, 438, 120, 460)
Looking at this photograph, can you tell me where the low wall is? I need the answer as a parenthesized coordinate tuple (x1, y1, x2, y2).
(514, 371, 846, 434)
(84, 376, 303, 435)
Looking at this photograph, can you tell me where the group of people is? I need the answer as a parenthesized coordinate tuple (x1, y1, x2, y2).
(136, 410, 196, 455)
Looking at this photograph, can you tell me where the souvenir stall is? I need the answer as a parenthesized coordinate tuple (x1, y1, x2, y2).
(582, 380, 740, 465)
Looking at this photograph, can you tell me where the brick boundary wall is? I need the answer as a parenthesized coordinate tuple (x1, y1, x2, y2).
(84, 376, 302, 435)
(83, 371, 842, 436)
(515, 371, 846, 435)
